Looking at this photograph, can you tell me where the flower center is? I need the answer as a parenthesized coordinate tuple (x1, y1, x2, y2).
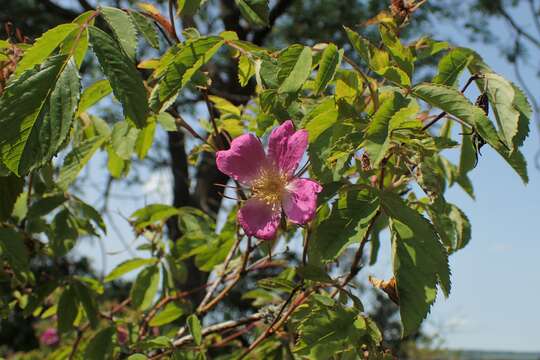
(251, 167, 288, 208)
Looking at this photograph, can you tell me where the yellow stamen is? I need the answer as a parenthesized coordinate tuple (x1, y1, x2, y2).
(251, 167, 288, 210)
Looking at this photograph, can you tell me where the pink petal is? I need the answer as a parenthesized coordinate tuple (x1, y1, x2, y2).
(283, 178, 322, 224)
(216, 134, 267, 185)
(268, 120, 308, 177)
(238, 198, 281, 240)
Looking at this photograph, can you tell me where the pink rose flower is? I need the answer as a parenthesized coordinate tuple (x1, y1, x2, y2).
(216, 120, 322, 240)
(40, 327, 59, 346)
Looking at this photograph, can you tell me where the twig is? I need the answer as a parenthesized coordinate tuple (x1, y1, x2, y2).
(196, 236, 252, 315)
(197, 236, 242, 311)
(168, 0, 180, 43)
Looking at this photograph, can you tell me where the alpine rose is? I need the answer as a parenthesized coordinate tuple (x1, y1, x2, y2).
(216, 120, 322, 240)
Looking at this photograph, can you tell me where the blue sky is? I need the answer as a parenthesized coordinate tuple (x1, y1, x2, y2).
(73, 0, 540, 352)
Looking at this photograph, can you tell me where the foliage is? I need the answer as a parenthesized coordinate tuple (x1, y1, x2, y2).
(0, 1, 532, 359)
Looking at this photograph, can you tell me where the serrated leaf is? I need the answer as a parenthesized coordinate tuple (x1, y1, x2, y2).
(412, 83, 528, 183)
(130, 265, 160, 310)
(150, 36, 223, 112)
(105, 258, 158, 282)
(57, 287, 78, 333)
(0, 55, 79, 176)
(345, 26, 389, 73)
(314, 44, 343, 95)
(101, 7, 138, 60)
(89, 26, 148, 128)
(277, 45, 312, 94)
(58, 136, 106, 189)
(304, 98, 339, 143)
(428, 199, 471, 253)
(149, 302, 185, 327)
(235, 0, 269, 28)
(310, 188, 380, 264)
(15, 24, 79, 76)
(433, 48, 473, 86)
(78, 79, 112, 114)
(364, 92, 417, 168)
(84, 327, 115, 360)
(129, 10, 160, 49)
(294, 302, 367, 358)
(379, 24, 414, 77)
(381, 191, 450, 337)
(187, 314, 202, 345)
(0, 175, 24, 220)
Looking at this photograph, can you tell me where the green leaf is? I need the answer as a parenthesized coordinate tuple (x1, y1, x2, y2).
(73, 281, 99, 329)
(129, 10, 160, 49)
(0, 55, 79, 176)
(58, 136, 106, 189)
(314, 44, 343, 95)
(310, 188, 380, 263)
(150, 36, 223, 112)
(428, 199, 471, 253)
(278, 45, 312, 94)
(235, 0, 269, 28)
(135, 121, 156, 159)
(433, 48, 473, 86)
(472, 72, 530, 152)
(149, 302, 185, 327)
(458, 124, 476, 177)
(0, 175, 24, 220)
(0, 228, 31, 281)
(304, 98, 339, 143)
(89, 26, 148, 128)
(364, 92, 418, 168)
(294, 302, 367, 358)
(238, 54, 255, 87)
(345, 26, 389, 73)
(177, 0, 203, 17)
(130, 204, 180, 230)
(379, 24, 414, 77)
(130, 265, 160, 310)
(15, 24, 79, 76)
(57, 287, 78, 333)
(101, 7, 138, 60)
(380, 191, 450, 337)
(50, 208, 79, 256)
(412, 83, 528, 183)
(78, 79, 112, 114)
(128, 355, 148, 360)
(107, 146, 129, 179)
(187, 314, 202, 345)
(84, 327, 115, 360)
(105, 258, 158, 282)
(157, 112, 177, 131)
(111, 121, 139, 160)
(28, 193, 67, 218)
